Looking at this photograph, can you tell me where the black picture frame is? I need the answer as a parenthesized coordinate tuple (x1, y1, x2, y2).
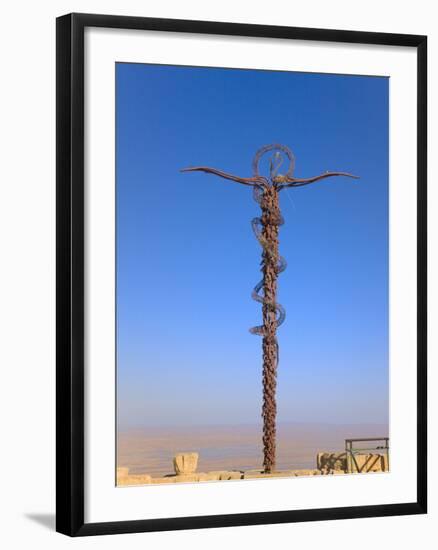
(56, 12, 427, 537)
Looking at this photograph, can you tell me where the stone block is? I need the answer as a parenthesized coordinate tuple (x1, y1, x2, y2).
(243, 471, 287, 479)
(198, 473, 220, 481)
(174, 474, 200, 483)
(118, 474, 152, 486)
(243, 472, 266, 479)
(219, 471, 242, 480)
(116, 467, 130, 485)
(173, 452, 198, 475)
(151, 477, 176, 484)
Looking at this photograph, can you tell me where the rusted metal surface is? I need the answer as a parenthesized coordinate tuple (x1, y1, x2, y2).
(250, 185, 284, 472)
(181, 144, 358, 473)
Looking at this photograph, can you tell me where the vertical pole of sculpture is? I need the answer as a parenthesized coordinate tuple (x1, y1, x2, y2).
(181, 144, 357, 474)
(260, 186, 280, 472)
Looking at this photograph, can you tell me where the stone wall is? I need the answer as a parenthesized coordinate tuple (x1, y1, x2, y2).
(117, 450, 389, 486)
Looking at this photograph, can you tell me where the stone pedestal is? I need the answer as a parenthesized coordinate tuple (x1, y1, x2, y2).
(173, 452, 199, 475)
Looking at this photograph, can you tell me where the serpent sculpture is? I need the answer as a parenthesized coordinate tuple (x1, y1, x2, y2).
(181, 144, 358, 473)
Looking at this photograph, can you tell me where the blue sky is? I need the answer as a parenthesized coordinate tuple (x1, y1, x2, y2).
(116, 63, 388, 428)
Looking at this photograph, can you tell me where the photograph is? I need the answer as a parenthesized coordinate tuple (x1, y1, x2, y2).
(115, 62, 390, 487)
(0, 1, 430, 545)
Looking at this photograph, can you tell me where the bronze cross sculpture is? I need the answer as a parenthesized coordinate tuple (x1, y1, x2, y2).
(181, 144, 358, 473)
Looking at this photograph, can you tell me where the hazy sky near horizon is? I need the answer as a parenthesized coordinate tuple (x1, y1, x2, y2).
(116, 63, 389, 429)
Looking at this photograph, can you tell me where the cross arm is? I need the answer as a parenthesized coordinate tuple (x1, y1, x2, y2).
(181, 166, 265, 187)
(276, 171, 359, 189)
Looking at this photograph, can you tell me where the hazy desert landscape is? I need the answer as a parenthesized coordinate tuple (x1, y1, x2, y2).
(117, 422, 388, 477)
